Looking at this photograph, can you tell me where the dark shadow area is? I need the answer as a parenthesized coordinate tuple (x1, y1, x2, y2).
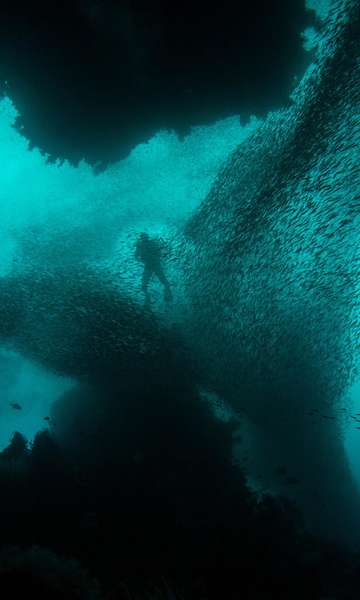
(0, 368, 359, 599)
(0, 0, 311, 167)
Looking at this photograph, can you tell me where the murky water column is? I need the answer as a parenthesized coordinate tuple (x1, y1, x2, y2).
(183, 0, 360, 541)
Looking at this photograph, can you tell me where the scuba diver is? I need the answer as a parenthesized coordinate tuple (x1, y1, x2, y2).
(135, 232, 172, 305)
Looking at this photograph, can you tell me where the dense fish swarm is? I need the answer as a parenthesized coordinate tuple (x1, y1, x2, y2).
(183, 0, 360, 536)
(0, 267, 190, 388)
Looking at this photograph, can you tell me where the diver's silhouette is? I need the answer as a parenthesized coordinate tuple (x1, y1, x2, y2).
(135, 233, 172, 305)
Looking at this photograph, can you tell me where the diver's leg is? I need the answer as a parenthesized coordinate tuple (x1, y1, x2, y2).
(141, 267, 151, 291)
(141, 268, 152, 305)
(155, 266, 172, 302)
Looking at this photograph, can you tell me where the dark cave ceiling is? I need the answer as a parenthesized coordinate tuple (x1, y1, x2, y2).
(0, 0, 312, 167)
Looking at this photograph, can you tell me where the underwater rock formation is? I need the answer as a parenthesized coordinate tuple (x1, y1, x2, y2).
(184, 0, 360, 538)
(0, 546, 102, 599)
(0, 0, 310, 166)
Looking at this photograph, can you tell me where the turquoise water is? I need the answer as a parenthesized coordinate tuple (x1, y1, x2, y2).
(345, 379, 360, 490)
(0, 0, 358, 543)
(0, 82, 358, 498)
(0, 95, 258, 447)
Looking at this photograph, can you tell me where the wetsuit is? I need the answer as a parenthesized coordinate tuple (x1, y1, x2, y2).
(135, 236, 172, 302)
